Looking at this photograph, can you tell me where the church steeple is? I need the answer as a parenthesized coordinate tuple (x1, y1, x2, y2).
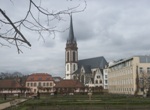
(65, 15, 78, 79)
(67, 15, 76, 44)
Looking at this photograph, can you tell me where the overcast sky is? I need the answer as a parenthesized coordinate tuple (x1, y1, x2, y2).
(1, 0, 150, 77)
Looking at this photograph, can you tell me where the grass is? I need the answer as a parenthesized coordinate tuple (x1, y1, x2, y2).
(6, 94, 150, 110)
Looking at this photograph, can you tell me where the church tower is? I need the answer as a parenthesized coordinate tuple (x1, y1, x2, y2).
(65, 15, 78, 79)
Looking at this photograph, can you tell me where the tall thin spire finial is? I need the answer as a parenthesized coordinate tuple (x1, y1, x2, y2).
(67, 14, 76, 43)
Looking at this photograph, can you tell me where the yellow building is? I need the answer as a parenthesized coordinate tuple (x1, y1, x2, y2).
(108, 56, 150, 95)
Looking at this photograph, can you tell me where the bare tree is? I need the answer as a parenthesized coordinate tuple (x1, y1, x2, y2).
(139, 71, 150, 96)
(0, 0, 86, 53)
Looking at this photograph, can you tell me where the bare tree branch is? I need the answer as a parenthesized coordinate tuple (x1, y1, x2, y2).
(0, 0, 87, 53)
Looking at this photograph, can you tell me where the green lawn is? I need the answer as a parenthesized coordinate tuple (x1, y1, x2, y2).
(8, 94, 150, 110)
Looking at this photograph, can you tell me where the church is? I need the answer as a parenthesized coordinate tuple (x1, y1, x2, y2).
(65, 15, 108, 88)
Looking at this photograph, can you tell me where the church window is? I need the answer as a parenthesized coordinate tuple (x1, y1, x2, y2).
(67, 64, 69, 71)
(67, 52, 69, 62)
(73, 64, 76, 71)
(73, 51, 75, 61)
(97, 76, 100, 78)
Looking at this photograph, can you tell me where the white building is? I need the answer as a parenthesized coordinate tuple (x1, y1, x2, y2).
(26, 73, 55, 93)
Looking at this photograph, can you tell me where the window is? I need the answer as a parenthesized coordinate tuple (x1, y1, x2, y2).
(34, 83, 36, 87)
(147, 67, 150, 73)
(43, 83, 45, 86)
(100, 80, 102, 83)
(27, 83, 29, 87)
(38, 77, 42, 80)
(105, 75, 107, 78)
(73, 51, 76, 62)
(105, 80, 108, 84)
(38, 82, 41, 86)
(67, 64, 69, 71)
(73, 64, 76, 71)
(97, 76, 100, 78)
(50, 82, 53, 86)
(47, 83, 49, 86)
(139, 78, 143, 83)
(95, 80, 98, 84)
(31, 83, 33, 87)
(139, 67, 143, 73)
(67, 52, 69, 62)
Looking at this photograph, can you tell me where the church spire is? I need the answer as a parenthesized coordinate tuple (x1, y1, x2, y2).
(67, 15, 76, 43)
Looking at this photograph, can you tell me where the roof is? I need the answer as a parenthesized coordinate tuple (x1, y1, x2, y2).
(82, 65, 92, 73)
(26, 73, 53, 81)
(78, 56, 108, 69)
(55, 80, 84, 88)
(53, 77, 62, 82)
(0, 79, 23, 89)
(109, 55, 150, 68)
(67, 15, 76, 44)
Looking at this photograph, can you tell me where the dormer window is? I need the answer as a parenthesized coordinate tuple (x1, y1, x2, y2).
(38, 77, 42, 80)
(30, 78, 34, 80)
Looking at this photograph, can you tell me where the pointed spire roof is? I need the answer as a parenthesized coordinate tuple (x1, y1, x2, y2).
(67, 15, 76, 43)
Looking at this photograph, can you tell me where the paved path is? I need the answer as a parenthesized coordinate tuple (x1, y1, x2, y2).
(0, 99, 27, 110)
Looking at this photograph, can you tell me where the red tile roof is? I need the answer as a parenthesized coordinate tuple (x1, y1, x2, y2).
(0, 79, 23, 88)
(55, 80, 84, 88)
(26, 73, 53, 81)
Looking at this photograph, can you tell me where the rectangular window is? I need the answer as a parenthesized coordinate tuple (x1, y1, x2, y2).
(105, 80, 108, 84)
(34, 83, 36, 87)
(50, 82, 53, 86)
(139, 67, 143, 73)
(67, 64, 69, 71)
(31, 83, 33, 87)
(147, 67, 150, 73)
(27, 83, 29, 87)
(105, 75, 107, 78)
(47, 83, 49, 86)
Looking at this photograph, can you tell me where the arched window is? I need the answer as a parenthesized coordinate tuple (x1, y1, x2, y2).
(73, 51, 75, 62)
(73, 64, 76, 71)
(67, 52, 69, 62)
(67, 64, 69, 71)
(81, 75, 84, 83)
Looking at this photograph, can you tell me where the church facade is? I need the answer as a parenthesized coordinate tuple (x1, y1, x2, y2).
(65, 16, 108, 88)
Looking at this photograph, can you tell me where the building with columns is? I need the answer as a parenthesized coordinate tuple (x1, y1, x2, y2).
(65, 15, 108, 89)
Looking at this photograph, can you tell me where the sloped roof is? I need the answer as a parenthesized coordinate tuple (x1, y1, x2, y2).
(55, 80, 84, 88)
(26, 73, 53, 81)
(0, 79, 23, 88)
(82, 65, 92, 73)
(78, 56, 108, 69)
(67, 15, 76, 44)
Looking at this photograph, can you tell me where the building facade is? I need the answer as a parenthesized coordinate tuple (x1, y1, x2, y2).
(103, 68, 108, 89)
(26, 73, 55, 93)
(108, 56, 150, 95)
